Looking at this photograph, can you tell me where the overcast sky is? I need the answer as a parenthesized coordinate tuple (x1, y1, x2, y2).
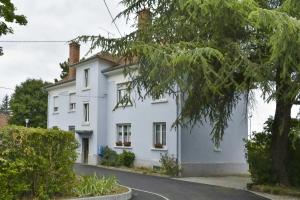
(0, 0, 299, 132)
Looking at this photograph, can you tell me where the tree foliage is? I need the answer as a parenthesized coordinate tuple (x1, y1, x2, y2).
(0, 94, 10, 115)
(0, 0, 27, 55)
(59, 61, 69, 79)
(77, 0, 300, 185)
(9, 79, 50, 128)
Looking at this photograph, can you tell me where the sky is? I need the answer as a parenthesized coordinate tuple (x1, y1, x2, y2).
(0, 0, 299, 133)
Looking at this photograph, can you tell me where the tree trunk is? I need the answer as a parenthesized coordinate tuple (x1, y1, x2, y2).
(271, 99, 292, 186)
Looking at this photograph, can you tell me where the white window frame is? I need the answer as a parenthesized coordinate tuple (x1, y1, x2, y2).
(116, 82, 132, 106)
(84, 68, 90, 88)
(53, 96, 59, 113)
(69, 93, 76, 111)
(83, 103, 89, 123)
(151, 93, 168, 104)
(153, 122, 166, 147)
(116, 124, 132, 147)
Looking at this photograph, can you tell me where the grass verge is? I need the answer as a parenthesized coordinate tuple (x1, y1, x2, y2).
(248, 184, 300, 197)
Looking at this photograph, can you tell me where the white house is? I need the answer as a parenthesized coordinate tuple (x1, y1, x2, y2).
(46, 11, 248, 176)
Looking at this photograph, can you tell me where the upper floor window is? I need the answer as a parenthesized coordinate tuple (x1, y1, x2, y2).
(53, 96, 59, 112)
(116, 124, 131, 147)
(84, 69, 90, 88)
(83, 103, 89, 123)
(69, 93, 76, 111)
(117, 83, 132, 106)
(152, 93, 168, 104)
(153, 122, 166, 148)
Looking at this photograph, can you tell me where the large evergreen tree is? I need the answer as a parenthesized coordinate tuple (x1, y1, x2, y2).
(9, 79, 50, 128)
(0, 0, 27, 55)
(78, 0, 300, 185)
(0, 94, 10, 115)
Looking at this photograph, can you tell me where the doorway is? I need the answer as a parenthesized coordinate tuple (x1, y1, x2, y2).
(82, 138, 89, 164)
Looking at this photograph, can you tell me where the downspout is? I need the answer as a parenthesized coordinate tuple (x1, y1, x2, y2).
(175, 85, 180, 173)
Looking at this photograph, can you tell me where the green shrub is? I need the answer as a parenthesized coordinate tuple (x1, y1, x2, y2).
(0, 126, 78, 200)
(159, 153, 181, 176)
(73, 174, 122, 197)
(245, 118, 300, 186)
(119, 151, 135, 167)
(101, 146, 120, 166)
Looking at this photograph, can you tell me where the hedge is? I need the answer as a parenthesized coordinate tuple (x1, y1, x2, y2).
(0, 126, 78, 200)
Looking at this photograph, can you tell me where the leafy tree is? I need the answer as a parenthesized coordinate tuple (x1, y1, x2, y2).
(0, 94, 10, 115)
(9, 79, 50, 128)
(0, 0, 27, 55)
(78, 0, 300, 185)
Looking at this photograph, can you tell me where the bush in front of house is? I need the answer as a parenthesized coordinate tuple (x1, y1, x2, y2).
(100, 147, 135, 167)
(245, 118, 300, 186)
(101, 146, 121, 167)
(73, 174, 126, 197)
(119, 151, 135, 167)
(159, 153, 181, 176)
(0, 126, 78, 200)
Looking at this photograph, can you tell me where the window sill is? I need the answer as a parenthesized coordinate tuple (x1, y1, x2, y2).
(53, 112, 59, 115)
(82, 122, 90, 126)
(151, 99, 168, 104)
(214, 148, 222, 153)
(114, 146, 133, 150)
(116, 104, 133, 109)
(68, 110, 76, 113)
(151, 147, 168, 151)
(82, 88, 91, 92)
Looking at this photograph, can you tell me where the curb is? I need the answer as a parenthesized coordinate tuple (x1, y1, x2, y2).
(93, 164, 170, 178)
(67, 186, 132, 200)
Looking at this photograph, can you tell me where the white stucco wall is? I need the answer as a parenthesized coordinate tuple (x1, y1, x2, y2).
(105, 71, 178, 167)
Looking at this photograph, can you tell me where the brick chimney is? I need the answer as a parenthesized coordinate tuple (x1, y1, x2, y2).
(68, 41, 80, 79)
(137, 9, 151, 31)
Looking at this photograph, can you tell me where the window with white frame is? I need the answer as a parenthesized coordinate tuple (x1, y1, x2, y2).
(69, 93, 76, 111)
(83, 103, 89, 123)
(84, 69, 90, 88)
(153, 122, 166, 148)
(116, 124, 131, 147)
(53, 96, 59, 112)
(152, 93, 166, 101)
(117, 83, 132, 106)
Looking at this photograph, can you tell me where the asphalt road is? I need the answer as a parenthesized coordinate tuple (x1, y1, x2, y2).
(74, 164, 268, 200)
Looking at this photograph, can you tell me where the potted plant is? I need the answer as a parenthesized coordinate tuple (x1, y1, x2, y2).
(154, 143, 163, 149)
(124, 141, 131, 147)
(116, 141, 123, 146)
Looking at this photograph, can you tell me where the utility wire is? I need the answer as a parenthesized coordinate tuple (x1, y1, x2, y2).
(102, 0, 122, 37)
(0, 41, 68, 43)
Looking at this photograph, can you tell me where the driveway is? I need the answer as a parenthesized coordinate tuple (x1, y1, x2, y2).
(74, 164, 268, 200)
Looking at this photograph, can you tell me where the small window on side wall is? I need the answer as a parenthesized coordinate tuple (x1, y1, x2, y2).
(69, 93, 76, 111)
(153, 122, 166, 149)
(83, 103, 89, 123)
(84, 69, 89, 88)
(68, 126, 75, 133)
(53, 96, 59, 112)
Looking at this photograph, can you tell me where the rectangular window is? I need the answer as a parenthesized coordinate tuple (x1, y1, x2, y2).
(153, 122, 166, 148)
(84, 69, 89, 88)
(83, 103, 89, 123)
(68, 126, 75, 133)
(69, 93, 76, 111)
(53, 96, 58, 112)
(116, 124, 132, 147)
(117, 83, 131, 106)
